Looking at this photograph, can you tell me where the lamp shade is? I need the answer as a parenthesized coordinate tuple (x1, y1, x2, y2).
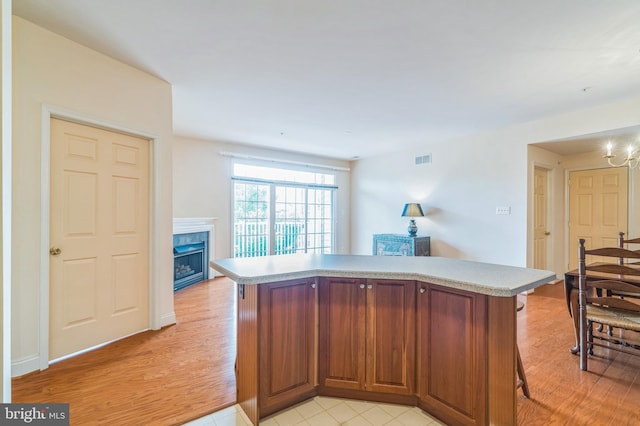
(401, 203, 424, 218)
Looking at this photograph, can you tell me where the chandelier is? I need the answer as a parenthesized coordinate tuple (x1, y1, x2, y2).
(604, 142, 640, 169)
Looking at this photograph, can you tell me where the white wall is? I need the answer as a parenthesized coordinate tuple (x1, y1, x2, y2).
(1, 0, 10, 401)
(11, 17, 174, 376)
(173, 136, 352, 258)
(352, 94, 640, 273)
(352, 134, 527, 263)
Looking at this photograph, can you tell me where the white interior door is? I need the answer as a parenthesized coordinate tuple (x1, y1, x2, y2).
(49, 118, 150, 360)
(568, 167, 628, 270)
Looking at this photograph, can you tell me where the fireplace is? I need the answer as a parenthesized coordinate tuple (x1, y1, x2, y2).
(173, 231, 209, 292)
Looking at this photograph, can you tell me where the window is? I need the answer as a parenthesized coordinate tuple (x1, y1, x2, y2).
(233, 163, 336, 257)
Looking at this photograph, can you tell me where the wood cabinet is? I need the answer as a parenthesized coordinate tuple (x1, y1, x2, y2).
(366, 278, 416, 395)
(258, 278, 317, 417)
(318, 277, 416, 396)
(234, 272, 517, 426)
(417, 283, 488, 426)
(318, 277, 366, 391)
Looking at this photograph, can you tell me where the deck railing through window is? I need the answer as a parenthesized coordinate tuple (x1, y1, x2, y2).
(234, 222, 305, 257)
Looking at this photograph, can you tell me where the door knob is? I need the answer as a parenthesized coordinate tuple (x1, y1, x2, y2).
(49, 247, 62, 256)
(545, 232, 551, 236)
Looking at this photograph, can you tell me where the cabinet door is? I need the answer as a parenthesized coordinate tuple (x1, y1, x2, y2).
(259, 278, 317, 417)
(318, 277, 366, 390)
(366, 279, 416, 395)
(417, 283, 487, 426)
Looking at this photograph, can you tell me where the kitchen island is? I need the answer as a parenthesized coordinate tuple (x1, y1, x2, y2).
(211, 254, 555, 426)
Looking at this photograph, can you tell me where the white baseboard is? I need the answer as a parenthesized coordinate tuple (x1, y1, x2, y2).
(12, 355, 40, 378)
(159, 311, 176, 328)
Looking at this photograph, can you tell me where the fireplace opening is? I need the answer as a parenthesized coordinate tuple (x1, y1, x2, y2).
(173, 231, 209, 292)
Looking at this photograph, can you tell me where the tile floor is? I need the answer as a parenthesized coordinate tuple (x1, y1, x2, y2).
(183, 396, 445, 426)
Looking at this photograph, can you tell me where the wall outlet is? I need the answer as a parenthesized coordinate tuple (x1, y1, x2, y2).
(495, 206, 511, 215)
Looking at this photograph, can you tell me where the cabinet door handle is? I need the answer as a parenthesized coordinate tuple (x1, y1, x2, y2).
(419, 287, 426, 294)
(367, 284, 373, 290)
(310, 283, 316, 289)
(359, 283, 365, 289)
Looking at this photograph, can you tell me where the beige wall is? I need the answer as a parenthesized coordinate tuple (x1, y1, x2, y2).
(173, 136, 352, 258)
(11, 16, 174, 376)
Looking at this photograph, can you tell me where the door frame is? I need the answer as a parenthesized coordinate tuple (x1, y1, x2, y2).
(39, 104, 159, 370)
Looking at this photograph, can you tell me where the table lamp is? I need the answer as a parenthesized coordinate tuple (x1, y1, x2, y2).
(402, 203, 424, 237)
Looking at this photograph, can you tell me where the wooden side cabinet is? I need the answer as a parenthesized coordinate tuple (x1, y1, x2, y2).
(318, 277, 416, 396)
(373, 234, 430, 256)
(258, 278, 318, 417)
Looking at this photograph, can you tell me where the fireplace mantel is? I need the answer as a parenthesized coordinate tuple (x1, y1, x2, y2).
(173, 217, 217, 277)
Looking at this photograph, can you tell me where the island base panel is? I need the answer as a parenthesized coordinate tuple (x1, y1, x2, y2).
(487, 295, 517, 425)
(236, 283, 259, 425)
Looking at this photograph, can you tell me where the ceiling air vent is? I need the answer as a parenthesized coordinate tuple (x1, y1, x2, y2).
(415, 154, 432, 165)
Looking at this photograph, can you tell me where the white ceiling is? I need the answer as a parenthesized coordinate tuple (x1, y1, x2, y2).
(531, 124, 640, 156)
(13, 0, 640, 160)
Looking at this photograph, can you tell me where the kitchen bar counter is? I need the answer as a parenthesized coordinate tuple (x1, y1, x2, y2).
(210, 254, 556, 426)
(210, 253, 555, 296)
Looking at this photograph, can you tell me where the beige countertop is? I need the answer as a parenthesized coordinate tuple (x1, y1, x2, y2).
(210, 254, 556, 297)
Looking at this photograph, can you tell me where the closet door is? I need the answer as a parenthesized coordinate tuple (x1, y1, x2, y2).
(50, 118, 149, 360)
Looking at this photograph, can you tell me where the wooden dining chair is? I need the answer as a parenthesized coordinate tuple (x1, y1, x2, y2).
(613, 232, 640, 300)
(577, 239, 640, 371)
(618, 232, 640, 265)
(590, 232, 640, 338)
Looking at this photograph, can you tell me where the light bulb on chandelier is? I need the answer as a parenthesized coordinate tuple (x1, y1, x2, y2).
(604, 142, 640, 169)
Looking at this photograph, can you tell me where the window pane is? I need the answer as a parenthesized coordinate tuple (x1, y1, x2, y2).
(233, 182, 270, 257)
(233, 164, 336, 258)
(275, 185, 306, 255)
(306, 189, 333, 253)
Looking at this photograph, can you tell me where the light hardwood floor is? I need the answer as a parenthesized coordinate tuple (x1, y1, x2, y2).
(12, 277, 237, 426)
(12, 277, 640, 425)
